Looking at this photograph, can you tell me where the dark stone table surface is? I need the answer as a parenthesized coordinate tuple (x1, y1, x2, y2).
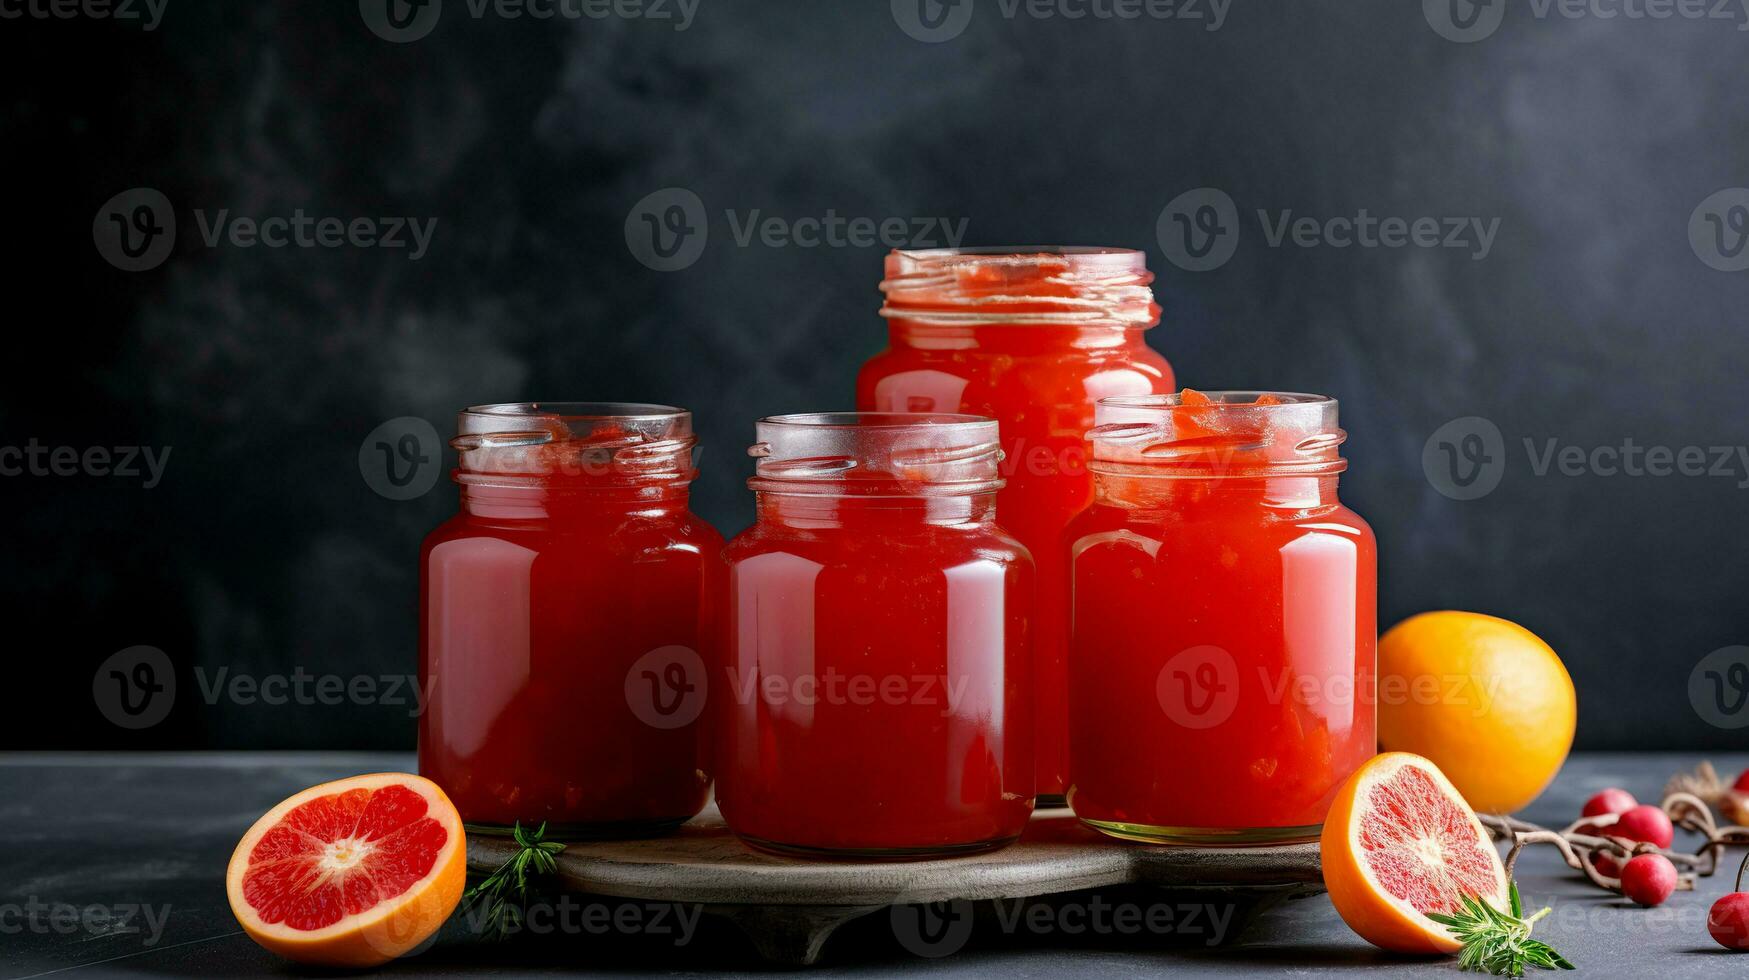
(2, 751, 1745, 978)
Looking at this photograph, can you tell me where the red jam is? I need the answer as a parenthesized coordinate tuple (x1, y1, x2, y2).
(1067, 391, 1377, 843)
(418, 403, 721, 836)
(858, 248, 1175, 799)
(715, 413, 1034, 857)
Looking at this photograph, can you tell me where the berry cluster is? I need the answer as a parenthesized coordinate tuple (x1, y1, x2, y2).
(1478, 762, 1749, 951)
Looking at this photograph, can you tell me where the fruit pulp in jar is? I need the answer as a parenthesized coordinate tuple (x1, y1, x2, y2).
(859, 257, 1174, 800)
(418, 429, 721, 837)
(1067, 394, 1376, 842)
(716, 491, 1034, 857)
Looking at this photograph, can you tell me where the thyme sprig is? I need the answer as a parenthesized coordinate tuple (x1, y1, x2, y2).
(1426, 882, 1575, 979)
(461, 821, 566, 941)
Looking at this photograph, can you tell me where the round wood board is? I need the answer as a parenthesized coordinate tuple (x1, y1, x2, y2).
(466, 803, 1323, 964)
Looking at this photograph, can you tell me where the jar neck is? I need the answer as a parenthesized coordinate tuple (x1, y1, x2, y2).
(754, 491, 997, 529)
(885, 318, 1148, 355)
(459, 481, 692, 521)
(1094, 473, 1344, 514)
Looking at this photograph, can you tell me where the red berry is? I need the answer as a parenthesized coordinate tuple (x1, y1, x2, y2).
(1594, 851, 1623, 878)
(1619, 854, 1677, 906)
(1734, 768, 1749, 793)
(1612, 805, 1675, 849)
(1582, 787, 1638, 818)
(1710, 893, 1749, 950)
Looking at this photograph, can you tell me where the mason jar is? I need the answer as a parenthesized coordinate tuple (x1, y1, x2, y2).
(859, 247, 1175, 801)
(418, 403, 721, 838)
(716, 412, 1035, 858)
(1067, 391, 1377, 844)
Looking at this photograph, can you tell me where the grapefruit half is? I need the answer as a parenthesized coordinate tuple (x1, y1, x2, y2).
(226, 772, 466, 966)
(1321, 752, 1509, 953)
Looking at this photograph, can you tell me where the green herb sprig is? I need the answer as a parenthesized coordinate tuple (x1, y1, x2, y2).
(1427, 881, 1575, 979)
(461, 821, 566, 941)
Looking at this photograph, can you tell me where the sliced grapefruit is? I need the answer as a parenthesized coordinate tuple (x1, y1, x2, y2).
(1321, 752, 1509, 953)
(226, 772, 466, 967)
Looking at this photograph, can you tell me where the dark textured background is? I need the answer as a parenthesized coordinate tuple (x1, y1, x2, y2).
(3, 0, 1746, 749)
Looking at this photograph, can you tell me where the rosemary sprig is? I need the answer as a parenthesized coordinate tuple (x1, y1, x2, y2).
(1426, 881, 1575, 979)
(461, 821, 566, 941)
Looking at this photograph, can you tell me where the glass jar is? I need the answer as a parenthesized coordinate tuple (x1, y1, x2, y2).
(418, 403, 721, 838)
(859, 247, 1175, 801)
(716, 413, 1035, 858)
(1067, 391, 1376, 844)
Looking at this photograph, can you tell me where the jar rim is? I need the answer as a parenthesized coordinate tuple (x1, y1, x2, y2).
(461, 401, 687, 424)
(1100, 391, 1334, 410)
(1091, 391, 1347, 478)
(749, 411, 1003, 497)
(452, 401, 697, 487)
(758, 411, 995, 431)
(880, 246, 1159, 330)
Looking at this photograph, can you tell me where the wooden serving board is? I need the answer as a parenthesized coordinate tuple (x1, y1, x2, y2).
(467, 803, 1322, 964)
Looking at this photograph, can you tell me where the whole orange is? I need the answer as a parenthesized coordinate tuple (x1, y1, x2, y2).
(1377, 611, 1575, 814)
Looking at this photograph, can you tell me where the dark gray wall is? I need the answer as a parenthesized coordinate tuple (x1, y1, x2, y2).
(4, 0, 1747, 748)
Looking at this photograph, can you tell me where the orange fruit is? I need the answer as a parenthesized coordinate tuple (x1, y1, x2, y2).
(1321, 752, 1509, 953)
(226, 773, 466, 967)
(1378, 611, 1575, 814)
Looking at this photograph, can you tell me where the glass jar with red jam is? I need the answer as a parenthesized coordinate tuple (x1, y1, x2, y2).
(1067, 391, 1377, 844)
(859, 247, 1175, 802)
(418, 403, 721, 838)
(716, 413, 1035, 858)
